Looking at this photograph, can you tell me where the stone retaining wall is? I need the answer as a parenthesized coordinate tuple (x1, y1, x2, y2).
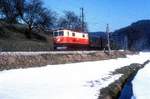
(0, 51, 133, 71)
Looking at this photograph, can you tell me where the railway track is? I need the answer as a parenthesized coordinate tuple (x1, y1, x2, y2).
(0, 50, 107, 55)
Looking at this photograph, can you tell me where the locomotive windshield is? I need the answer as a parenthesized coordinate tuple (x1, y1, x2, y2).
(54, 32, 58, 36)
(59, 31, 64, 36)
(53, 31, 64, 36)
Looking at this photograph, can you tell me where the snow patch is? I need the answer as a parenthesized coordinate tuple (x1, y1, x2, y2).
(0, 52, 149, 99)
(132, 62, 150, 99)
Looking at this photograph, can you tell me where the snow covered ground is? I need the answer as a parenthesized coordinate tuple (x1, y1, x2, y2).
(132, 62, 150, 99)
(0, 52, 149, 99)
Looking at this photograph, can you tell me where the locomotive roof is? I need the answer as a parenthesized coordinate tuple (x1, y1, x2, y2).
(54, 29, 88, 34)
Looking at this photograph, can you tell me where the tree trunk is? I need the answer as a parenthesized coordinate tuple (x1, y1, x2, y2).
(25, 24, 32, 39)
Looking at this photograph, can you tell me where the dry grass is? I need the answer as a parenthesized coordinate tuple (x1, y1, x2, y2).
(0, 39, 53, 51)
(0, 21, 53, 51)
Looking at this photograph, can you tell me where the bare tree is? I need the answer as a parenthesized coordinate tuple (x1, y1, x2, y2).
(0, 0, 25, 23)
(21, 0, 56, 38)
(16, 0, 25, 17)
(0, 0, 2, 10)
(0, 0, 3, 20)
(35, 8, 57, 31)
(58, 11, 88, 32)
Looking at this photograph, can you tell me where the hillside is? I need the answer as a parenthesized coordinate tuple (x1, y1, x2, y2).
(0, 21, 53, 51)
(113, 20, 150, 51)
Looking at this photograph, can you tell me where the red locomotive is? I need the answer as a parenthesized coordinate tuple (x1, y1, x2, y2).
(53, 29, 89, 50)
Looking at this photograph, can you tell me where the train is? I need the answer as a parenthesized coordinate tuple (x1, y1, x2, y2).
(53, 29, 107, 50)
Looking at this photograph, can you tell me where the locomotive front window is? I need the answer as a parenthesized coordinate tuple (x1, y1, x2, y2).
(54, 32, 58, 36)
(53, 31, 64, 36)
(59, 31, 64, 36)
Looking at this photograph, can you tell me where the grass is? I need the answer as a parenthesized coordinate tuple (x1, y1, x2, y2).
(0, 39, 52, 51)
(0, 21, 53, 51)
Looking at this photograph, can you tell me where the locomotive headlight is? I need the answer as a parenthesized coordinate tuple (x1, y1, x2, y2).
(57, 38, 60, 42)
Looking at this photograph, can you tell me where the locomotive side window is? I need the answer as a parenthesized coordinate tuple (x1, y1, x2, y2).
(67, 32, 69, 36)
(72, 33, 75, 36)
(82, 34, 85, 38)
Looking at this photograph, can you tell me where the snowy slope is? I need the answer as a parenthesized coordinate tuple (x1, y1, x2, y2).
(132, 62, 150, 99)
(0, 52, 149, 99)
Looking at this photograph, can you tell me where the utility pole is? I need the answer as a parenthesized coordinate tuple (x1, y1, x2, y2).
(106, 24, 111, 54)
(80, 7, 84, 32)
(124, 36, 128, 52)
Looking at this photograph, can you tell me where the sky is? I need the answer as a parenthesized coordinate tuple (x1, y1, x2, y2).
(43, 0, 150, 32)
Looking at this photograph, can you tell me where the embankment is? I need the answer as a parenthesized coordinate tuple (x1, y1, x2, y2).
(0, 50, 134, 71)
(98, 60, 150, 99)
